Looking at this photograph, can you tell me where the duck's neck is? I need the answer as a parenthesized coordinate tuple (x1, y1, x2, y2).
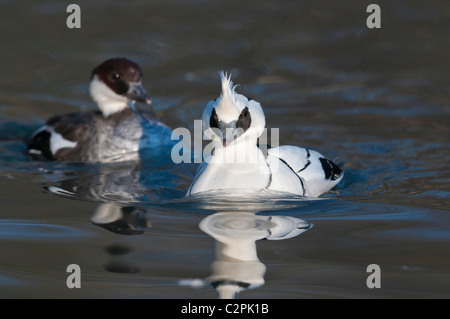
(210, 139, 265, 165)
(98, 100, 131, 117)
(89, 75, 130, 117)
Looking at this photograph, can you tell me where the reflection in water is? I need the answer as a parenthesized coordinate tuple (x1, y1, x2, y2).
(44, 160, 312, 298)
(87, 201, 312, 298)
(44, 161, 158, 275)
(44, 162, 147, 204)
(91, 203, 150, 235)
(91, 203, 149, 274)
(200, 212, 311, 299)
(103, 243, 141, 274)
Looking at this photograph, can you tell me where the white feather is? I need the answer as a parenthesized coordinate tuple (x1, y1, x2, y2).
(268, 145, 343, 197)
(49, 127, 77, 155)
(89, 75, 129, 117)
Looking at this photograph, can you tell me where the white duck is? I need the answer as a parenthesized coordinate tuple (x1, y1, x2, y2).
(187, 72, 343, 197)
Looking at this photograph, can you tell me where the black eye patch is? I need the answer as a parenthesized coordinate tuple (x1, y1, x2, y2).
(210, 108, 219, 129)
(107, 71, 129, 95)
(112, 79, 129, 95)
(236, 106, 251, 131)
(110, 72, 120, 80)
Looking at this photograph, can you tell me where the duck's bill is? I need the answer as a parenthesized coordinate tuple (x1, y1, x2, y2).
(126, 82, 152, 104)
(221, 126, 246, 147)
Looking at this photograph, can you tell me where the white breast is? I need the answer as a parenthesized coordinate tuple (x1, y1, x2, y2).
(187, 146, 271, 195)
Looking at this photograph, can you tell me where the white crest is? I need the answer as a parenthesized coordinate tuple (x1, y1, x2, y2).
(219, 71, 238, 101)
(216, 71, 240, 122)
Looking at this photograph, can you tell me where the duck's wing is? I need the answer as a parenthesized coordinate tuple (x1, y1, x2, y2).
(267, 145, 343, 197)
(26, 111, 100, 161)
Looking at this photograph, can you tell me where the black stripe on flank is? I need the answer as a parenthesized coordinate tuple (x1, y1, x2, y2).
(256, 140, 271, 157)
(265, 160, 272, 189)
(296, 149, 311, 173)
(297, 161, 311, 173)
(319, 158, 342, 180)
(278, 157, 306, 196)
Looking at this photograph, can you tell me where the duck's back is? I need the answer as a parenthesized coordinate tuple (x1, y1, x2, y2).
(27, 108, 170, 162)
(267, 145, 343, 197)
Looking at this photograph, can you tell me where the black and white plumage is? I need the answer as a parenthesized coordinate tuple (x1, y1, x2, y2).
(187, 72, 343, 198)
(26, 58, 172, 163)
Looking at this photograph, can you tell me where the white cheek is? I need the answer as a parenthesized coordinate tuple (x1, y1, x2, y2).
(247, 100, 265, 129)
(89, 75, 129, 116)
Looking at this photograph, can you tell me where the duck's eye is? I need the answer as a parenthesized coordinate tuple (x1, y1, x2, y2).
(236, 106, 251, 131)
(111, 72, 120, 80)
(210, 108, 219, 129)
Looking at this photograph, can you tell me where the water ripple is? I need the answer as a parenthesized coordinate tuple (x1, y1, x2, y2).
(0, 220, 93, 240)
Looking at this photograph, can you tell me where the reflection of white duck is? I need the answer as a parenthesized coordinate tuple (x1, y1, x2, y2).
(187, 72, 343, 197)
(199, 212, 312, 299)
